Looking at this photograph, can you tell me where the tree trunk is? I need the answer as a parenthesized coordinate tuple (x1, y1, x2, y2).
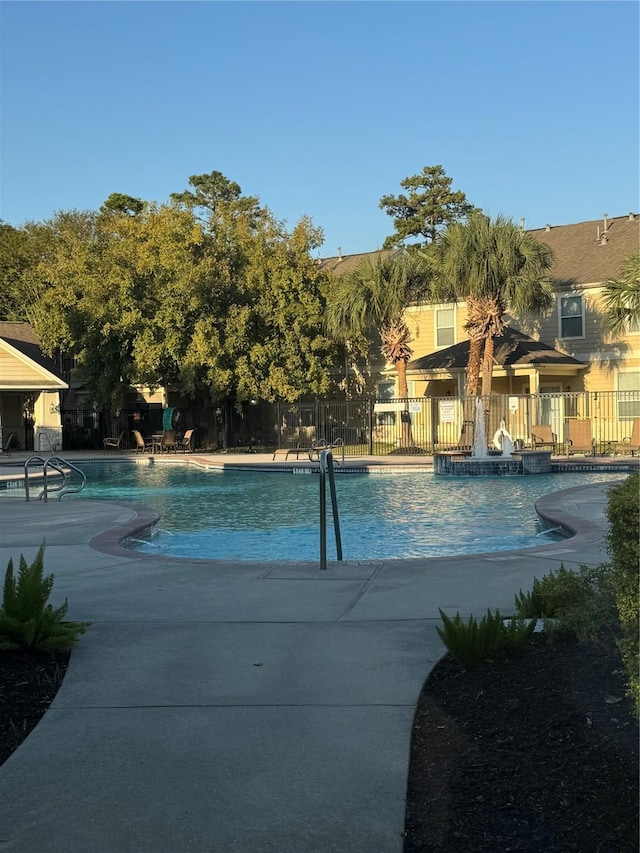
(396, 358, 414, 448)
(481, 334, 495, 398)
(466, 336, 483, 399)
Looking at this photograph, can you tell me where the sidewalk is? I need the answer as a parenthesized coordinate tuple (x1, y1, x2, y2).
(0, 469, 620, 852)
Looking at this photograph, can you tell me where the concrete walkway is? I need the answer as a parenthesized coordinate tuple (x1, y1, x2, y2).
(0, 456, 627, 852)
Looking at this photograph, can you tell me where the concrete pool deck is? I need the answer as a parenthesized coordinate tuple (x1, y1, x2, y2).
(0, 453, 635, 852)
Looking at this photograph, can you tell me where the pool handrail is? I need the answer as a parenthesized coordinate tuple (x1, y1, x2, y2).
(23, 455, 86, 502)
(309, 437, 345, 464)
(318, 448, 343, 569)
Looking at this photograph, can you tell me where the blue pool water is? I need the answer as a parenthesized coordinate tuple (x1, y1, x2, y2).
(75, 464, 622, 562)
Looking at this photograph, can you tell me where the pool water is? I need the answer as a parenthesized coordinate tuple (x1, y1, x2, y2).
(76, 464, 621, 562)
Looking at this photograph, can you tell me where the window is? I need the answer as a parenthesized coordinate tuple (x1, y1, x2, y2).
(617, 371, 640, 419)
(376, 380, 396, 400)
(436, 307, 455, 347)
(559, 295, 584, 339)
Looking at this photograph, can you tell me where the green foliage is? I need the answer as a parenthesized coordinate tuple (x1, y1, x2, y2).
(99, 193, 144, 216)
(514, 563, 618, 643)
(601, 254, 640, 336)
(605, 472, 640, 713)
(0, 544, 90, 651)
(436, 608, 536, 665)
(325, 252, 432, 399)
(436, 211, 555, 397)
(9, 170, 344, 407)
(0, 220, 50, 322)
(379, 164, 475, 249)
(515, 564, 582, 619)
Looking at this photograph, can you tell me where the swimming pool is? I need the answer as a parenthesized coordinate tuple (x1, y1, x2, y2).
(75, 464, 622, 562)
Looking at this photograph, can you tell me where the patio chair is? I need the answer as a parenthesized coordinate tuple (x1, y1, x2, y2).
(177, 429, 194, 453)
(531, 425, 557, 454)
(566, 419, 595, 456)
(1, 432, 20, 455)
(132, 430, 154, 453)
(161, 430, 177, 453)
(613, 418, 640, 456)
(103, 432, 125, 453)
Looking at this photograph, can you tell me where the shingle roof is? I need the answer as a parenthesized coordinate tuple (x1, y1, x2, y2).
(0, 322, 67, 384)
(408, 327, 585, 372)
(319, 249, 393, 276)
(529, 214, 639, 285)
(321, 214, 639, 285)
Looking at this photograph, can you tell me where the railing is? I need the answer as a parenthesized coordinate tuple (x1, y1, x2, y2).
(274, 391, 640, 456)
(24, 455, 86, 502)
(317, 448, 343, 570)
(57, 390, 640, 455)
(308, 436, 345, 464)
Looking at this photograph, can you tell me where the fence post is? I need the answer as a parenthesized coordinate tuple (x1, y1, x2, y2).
(368, 398, 374, 455)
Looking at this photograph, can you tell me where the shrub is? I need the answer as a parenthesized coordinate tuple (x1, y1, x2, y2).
(436, 608, 536, 665)
(0, 544, 90, 651)
(605, 472, 639, 714)
(514, 562, 617, 643)
(515, 564, 581, 619)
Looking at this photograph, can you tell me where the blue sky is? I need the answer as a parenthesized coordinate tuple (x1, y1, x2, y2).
(1, 1, 638, 256)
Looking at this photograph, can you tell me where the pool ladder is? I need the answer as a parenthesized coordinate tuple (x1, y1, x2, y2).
(23, 455, 87, 502)
(315, 447, 343, 569)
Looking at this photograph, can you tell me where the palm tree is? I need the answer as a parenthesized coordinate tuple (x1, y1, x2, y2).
(601, 254, 640, 336)
(325, 253, 430, 447)
(437, 212, 555, 399)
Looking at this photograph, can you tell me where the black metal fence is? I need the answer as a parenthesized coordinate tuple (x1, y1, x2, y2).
(61, 390, 640, 455)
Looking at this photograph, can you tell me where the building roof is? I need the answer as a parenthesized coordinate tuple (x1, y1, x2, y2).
(321, 213, 639, 286)
(528, 213, 639, 286)
(319, 249, 393, 275)
(0, 322, 68, 387)
(408, 327, 585, 373)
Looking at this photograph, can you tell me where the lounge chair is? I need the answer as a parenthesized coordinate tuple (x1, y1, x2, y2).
(566, 419, 595, 456)
(103, 432, 125, 453)
(132, 430, 154, 453)
(177, 429, 194, 453)
(531, 425, 557, 454)
(613, 418, 640, 456)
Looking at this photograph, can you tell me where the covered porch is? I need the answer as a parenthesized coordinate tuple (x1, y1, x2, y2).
(0, 323, 68, 453)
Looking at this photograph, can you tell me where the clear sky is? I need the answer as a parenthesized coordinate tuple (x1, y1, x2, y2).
(1, 1, 638, 256)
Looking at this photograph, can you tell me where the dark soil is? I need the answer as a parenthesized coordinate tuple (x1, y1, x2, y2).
(404, 632, 639, 852)
(0, 649, 70, 767)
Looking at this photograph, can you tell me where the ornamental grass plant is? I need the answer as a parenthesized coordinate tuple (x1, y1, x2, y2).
(0, 544, 90, 651)
(436, 608, 536, 665)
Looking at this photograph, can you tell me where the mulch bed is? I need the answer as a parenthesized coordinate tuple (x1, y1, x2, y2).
(0, 649, 70, 767)
(404, 632, 639, 852)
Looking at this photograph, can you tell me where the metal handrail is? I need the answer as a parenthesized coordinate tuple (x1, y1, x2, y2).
(23, 455, 86, 502)
(309, 437, 345, 464)
(24, 455, 47, 502)
(43, 456, 86, 501)
(318, 448, 343, 570)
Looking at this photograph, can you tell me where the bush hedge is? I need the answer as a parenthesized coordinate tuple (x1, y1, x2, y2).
(605, 472, 639, 714)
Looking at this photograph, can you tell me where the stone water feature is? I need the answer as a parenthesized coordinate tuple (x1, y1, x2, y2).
(434, 399, 552, 476)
